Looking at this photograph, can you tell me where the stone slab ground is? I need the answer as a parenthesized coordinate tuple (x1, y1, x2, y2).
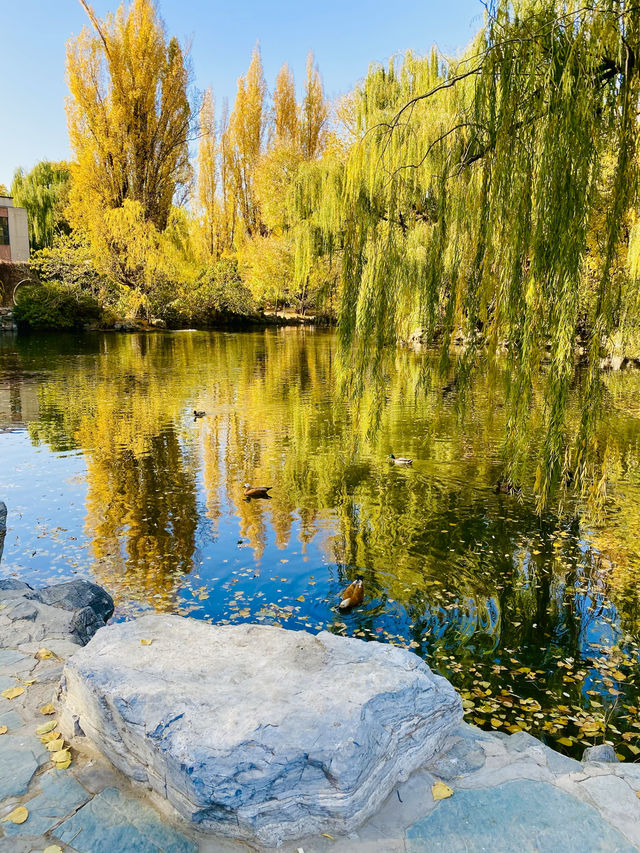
(1, 578, 639, 853)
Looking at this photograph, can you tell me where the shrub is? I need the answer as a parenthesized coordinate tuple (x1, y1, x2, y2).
(166, 259, 255, 325)
(13, 282, 103, 330)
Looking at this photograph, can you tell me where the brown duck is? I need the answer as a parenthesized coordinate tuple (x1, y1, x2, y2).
(338, 575, 365, 610)
(243, 483, 273, 499)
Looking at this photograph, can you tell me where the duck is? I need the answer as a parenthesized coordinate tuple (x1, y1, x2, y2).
(193, 410, 206, 419)
(389, 453, 413, 466)
(243, 483, 273, 499)
(494, 480, 521, 495)
(338, 575, 365, 610)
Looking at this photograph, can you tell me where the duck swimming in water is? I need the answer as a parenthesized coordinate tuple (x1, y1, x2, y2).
(193, 410, 206, 419)
(338, 575, 365, 610)
(243, 483, 273, 499)
(389, 453, 413, 466)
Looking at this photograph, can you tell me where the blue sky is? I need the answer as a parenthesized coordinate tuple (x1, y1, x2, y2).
(1, 0, 483, 187)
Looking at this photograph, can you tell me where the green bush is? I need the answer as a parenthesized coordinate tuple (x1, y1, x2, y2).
(13, 282, 103, 330)
(165, 259, 255, 326)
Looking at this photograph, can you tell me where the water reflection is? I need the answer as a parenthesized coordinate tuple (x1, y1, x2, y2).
(0, 329, 639, 757)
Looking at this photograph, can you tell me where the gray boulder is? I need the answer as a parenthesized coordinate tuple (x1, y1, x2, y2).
(58, 616, 462, 847)
(582, 743, 618, 763)
(0, 579, 114, 648)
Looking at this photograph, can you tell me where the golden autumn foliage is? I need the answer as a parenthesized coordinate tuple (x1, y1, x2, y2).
(225, 46, 267, 239)
(197, 87, 219, 259)
(66, 0, 192, 289)
(273, 63, 298, 148)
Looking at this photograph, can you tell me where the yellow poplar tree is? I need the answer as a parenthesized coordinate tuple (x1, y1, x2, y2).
(219, 99, 236, 251)
(300, 52, 328, 160)
(273, 63, 298, 148)
(227, 46, 266, 238)
(197, 87, 218, 258)
(66, 0, 192, 289)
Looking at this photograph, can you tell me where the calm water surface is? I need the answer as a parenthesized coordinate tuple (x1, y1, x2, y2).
(1, 329, 639, 758)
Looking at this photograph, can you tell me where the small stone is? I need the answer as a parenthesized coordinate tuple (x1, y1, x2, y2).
(582, 744, 618, 763)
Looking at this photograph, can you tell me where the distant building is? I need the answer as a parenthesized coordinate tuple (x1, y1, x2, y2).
(0, 196, 29, 263)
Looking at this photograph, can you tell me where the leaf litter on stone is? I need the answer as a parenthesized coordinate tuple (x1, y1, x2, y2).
(1, 687, 24, 700)
(140, 639, 153, 645)
(36, 720, 58, 735)
(431, 782, 453, 801)
(2, 806, 28, 824)
(40, 702, 55, 715)
(0, 726, 7, 735)
(35, 648, 54, 660)
(46, 738, 65, 752)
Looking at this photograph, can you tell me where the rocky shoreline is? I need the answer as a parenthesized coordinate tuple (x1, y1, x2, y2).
(1, 578, 639, 853)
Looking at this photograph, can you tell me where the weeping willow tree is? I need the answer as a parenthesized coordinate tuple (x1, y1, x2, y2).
(294, 0, 640, 509)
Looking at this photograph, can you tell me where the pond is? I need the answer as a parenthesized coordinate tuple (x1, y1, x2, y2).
(1, 328, 639, 759)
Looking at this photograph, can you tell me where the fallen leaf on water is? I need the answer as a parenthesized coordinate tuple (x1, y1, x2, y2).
(140, 639, 153, 646)
(40, 703, 55, 715)
(0, 726, 7, 735)
(431, 782, 453, 801)
(46, 738, 65, 752)
(36, 720, 58, 735)
(1, 687, 24, 700)
(43, 846, 63, 853)
(36, 648, 54, 660)
(2, 806, 28, 824)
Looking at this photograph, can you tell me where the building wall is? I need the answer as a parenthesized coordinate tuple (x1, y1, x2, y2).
(0, 197, 30, 263)
(8, 207, 29, 262)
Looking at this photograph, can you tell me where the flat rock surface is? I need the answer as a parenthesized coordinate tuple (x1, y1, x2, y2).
(405, 779, 637, 853)
(59, 614, 463, 846)
(53, 787, 197, 853)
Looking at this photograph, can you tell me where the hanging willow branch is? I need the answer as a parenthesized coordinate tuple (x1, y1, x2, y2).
(293, 0, 640, 510)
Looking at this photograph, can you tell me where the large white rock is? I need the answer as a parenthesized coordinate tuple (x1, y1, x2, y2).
(58, 614, 462, 846)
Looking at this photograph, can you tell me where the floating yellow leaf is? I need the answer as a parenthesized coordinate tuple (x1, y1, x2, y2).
(40, 702, 56, 715)
(1, 687, 24, 700)
(2, 806, 28, 824)
(36, 720, 58, 735)
(36, 648, 54, 660)
(46, 738, 65, 752)
(140, 639, 153, 646)
(0, 726, 7, 735)
(52, 749, 71, 763)
(431, 782, 453, 801)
